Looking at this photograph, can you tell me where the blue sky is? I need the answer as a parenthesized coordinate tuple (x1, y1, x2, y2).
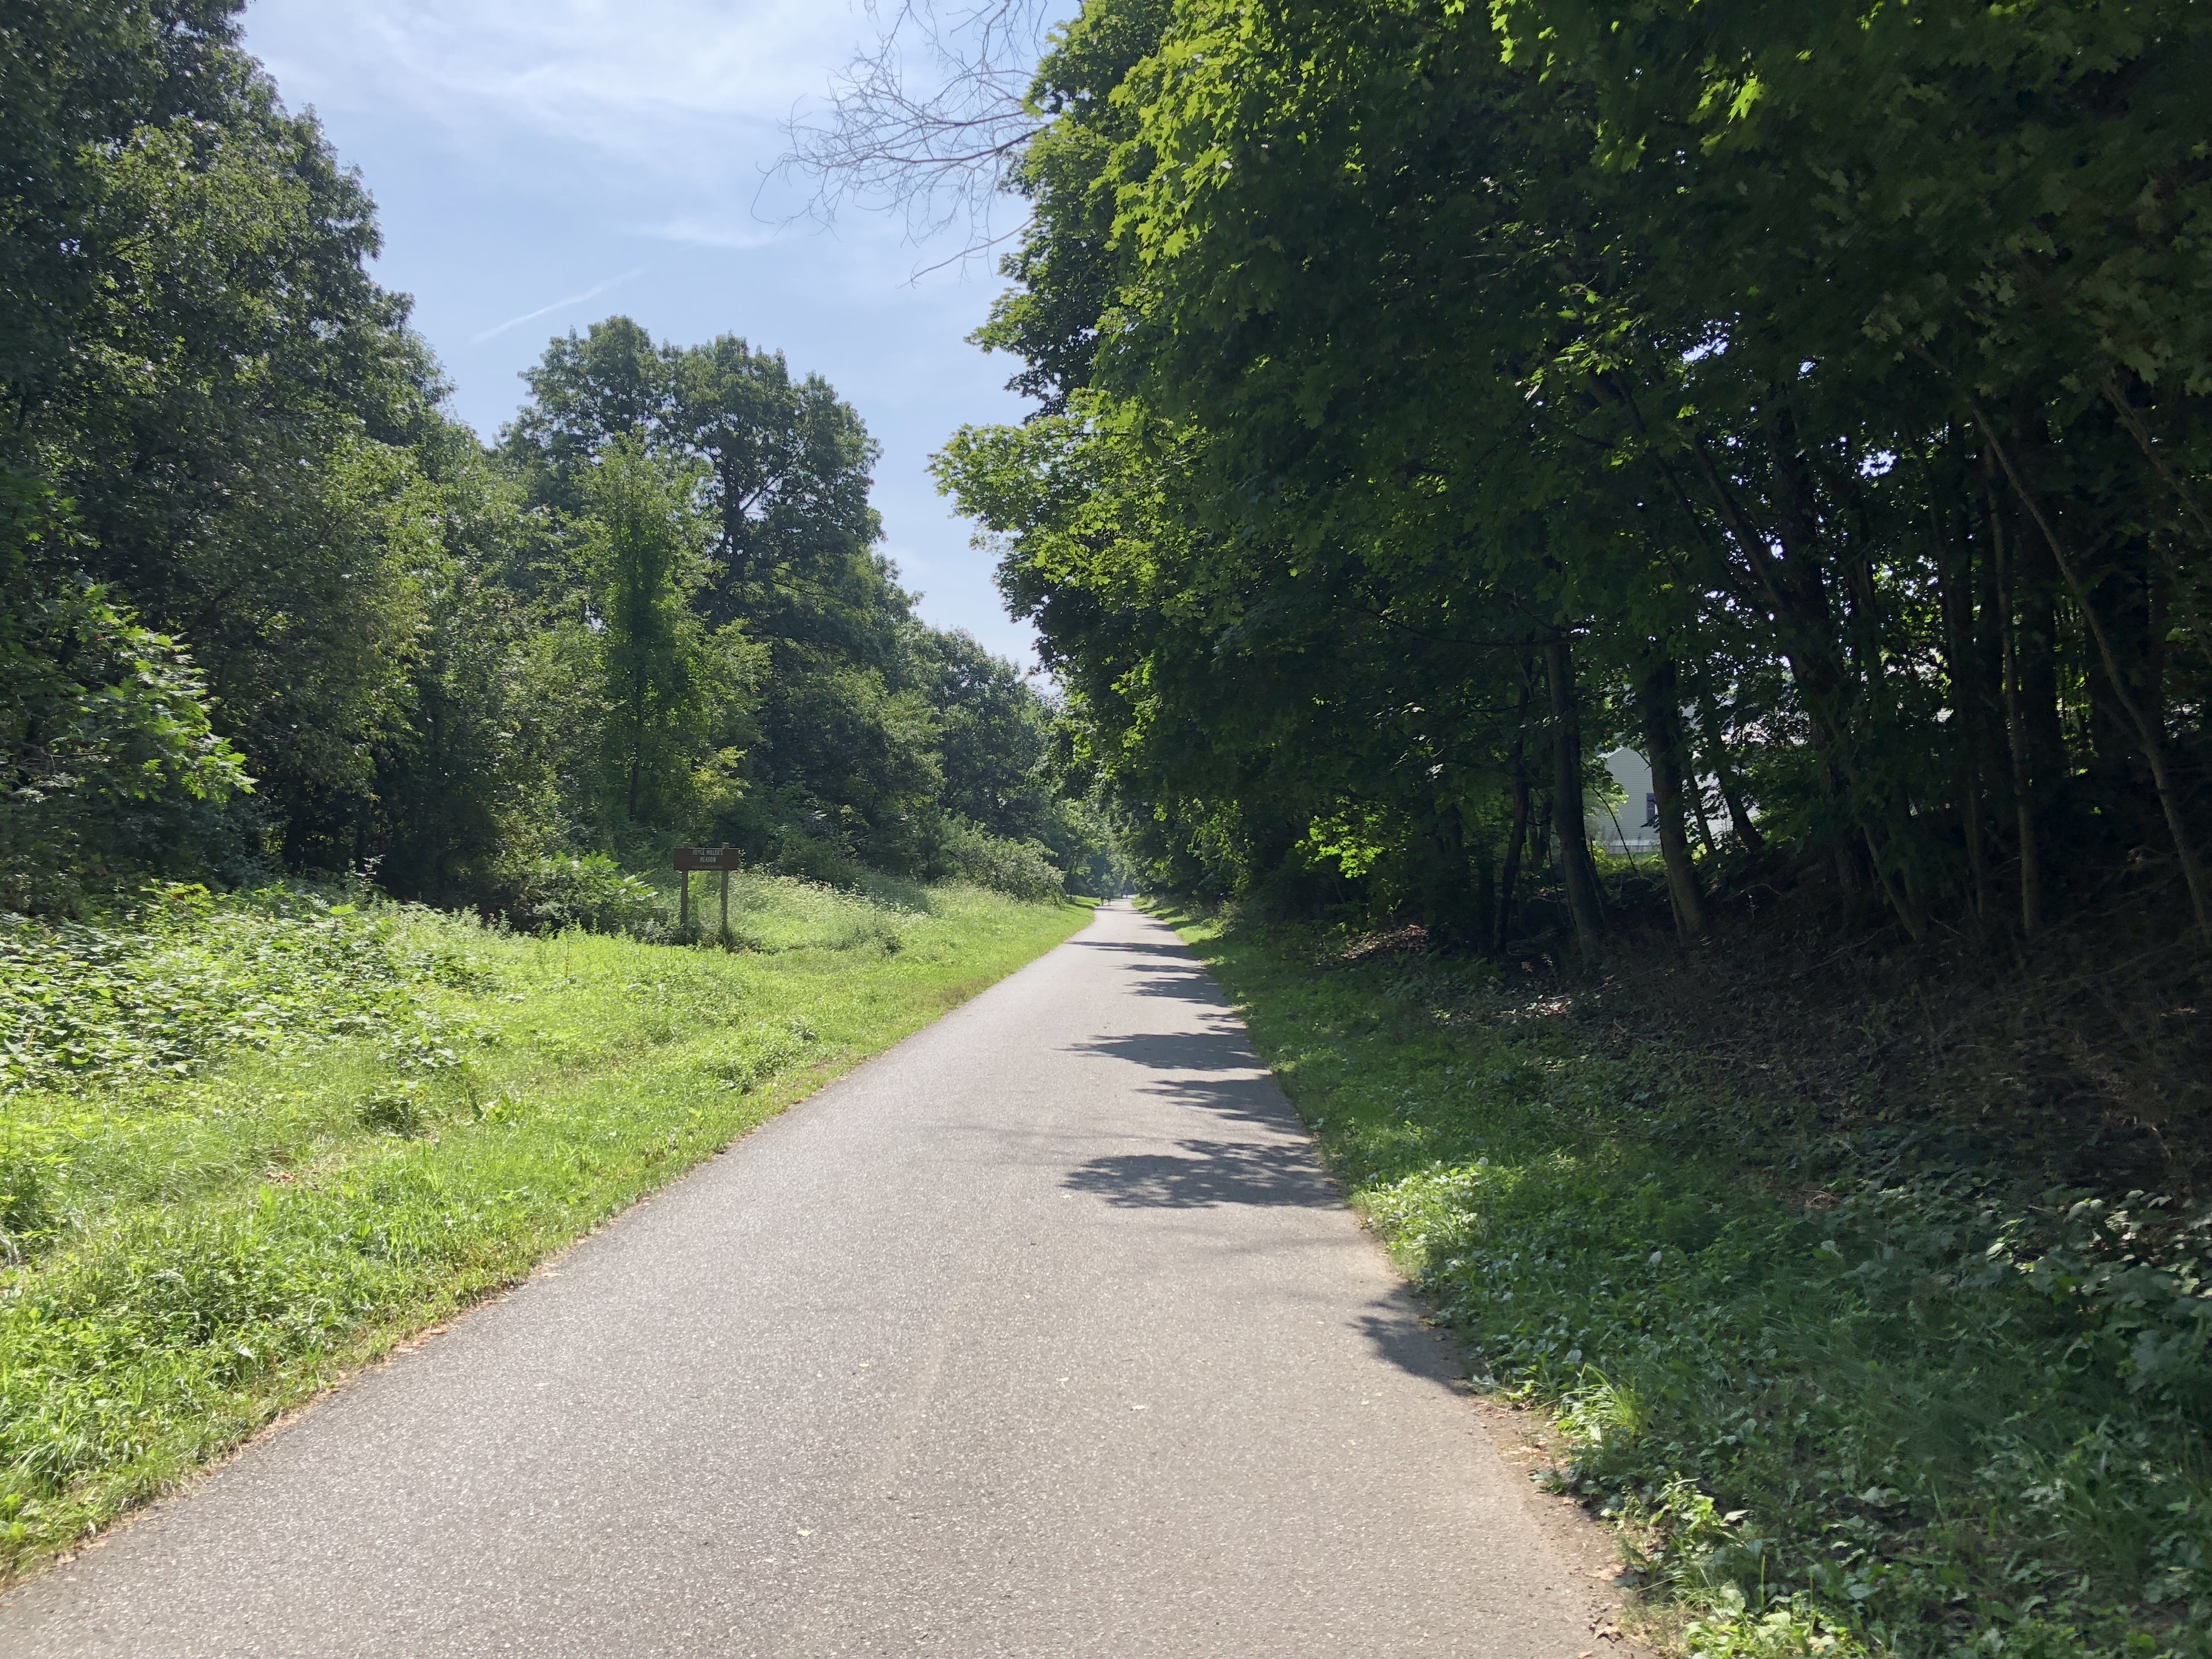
(241, 0, 1045, 665)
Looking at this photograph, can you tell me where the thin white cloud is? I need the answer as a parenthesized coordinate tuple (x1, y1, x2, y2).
(642, 216, 783, 250)
(471, 266, 646, 343)
(253, 1, 855, 170)
(246, 1, 1020, 271)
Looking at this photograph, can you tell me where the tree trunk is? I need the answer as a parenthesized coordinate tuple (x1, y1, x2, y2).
(1697, 690, 1764, 853)
(1996, 441, 2212, 941)
(1688, 775, 1718, 859)
(1997, 408, 2069, 804)
(2084, 545, 2162, 819)
(1497, 778, 1530, 952)
(1996, 535, 2043, 938)
(1496, 693, 1533, 953)
(1932, 477, 1992, 924)
(1421, 792, 1482, 949)
(1639, 655, 1708, 939)
(1472, 834, 1498, 956)
(1544, 635, 1606, 953)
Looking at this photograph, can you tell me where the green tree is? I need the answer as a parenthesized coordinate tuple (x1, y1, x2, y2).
(578, 438, 759, 838)
(1, 481, 250, 909)
(2, 0, 444, 889)
(507, 319, 1011, 878)
(930, 0, 2212, 960)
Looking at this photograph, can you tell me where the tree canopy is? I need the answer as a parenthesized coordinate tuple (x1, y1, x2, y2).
(4, 3, 1116, 913)
(936, 0, 2212, 951)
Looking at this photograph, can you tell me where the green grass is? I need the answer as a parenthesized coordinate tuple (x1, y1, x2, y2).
(0, 877, 1088, 1580)
(1156, 906, 2212, 1659)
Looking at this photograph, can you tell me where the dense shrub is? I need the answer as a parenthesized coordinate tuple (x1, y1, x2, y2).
(493, 855, 665, 938)
(929, 814, 1066, 904)
(0, 885, 486, 1097)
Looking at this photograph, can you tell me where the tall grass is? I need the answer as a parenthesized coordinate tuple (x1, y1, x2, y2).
(0, 879, 1086, 1579)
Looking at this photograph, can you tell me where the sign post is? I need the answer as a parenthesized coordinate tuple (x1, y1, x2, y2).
(673, 847, 743, 943)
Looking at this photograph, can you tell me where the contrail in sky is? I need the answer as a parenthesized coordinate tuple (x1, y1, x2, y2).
(471, 267, 647, 343)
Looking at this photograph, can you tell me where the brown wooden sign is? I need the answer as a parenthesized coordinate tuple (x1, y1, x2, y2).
(674, 846, 742, 872)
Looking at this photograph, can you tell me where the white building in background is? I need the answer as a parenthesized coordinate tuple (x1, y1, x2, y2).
(1589, 748, 1660, 856)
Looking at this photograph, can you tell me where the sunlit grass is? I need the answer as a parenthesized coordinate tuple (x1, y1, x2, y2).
(0, 881, 1088, 1579)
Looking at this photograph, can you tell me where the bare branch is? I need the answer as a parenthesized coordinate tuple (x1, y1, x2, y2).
(775, 1, 1060, 270)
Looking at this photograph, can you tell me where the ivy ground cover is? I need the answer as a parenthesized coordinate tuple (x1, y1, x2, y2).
(1164, 909, 2212, 1659)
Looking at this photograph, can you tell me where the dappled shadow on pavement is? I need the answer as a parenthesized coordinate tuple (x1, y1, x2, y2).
(1062, 1137, 1337, 1209)
(1068, 940, 1223, 1002)
(1053, 946, 1477, 1402)
(1061, 1023, 1335, 1208)
(1051, 922, 1481, 1400)
(1073, 1029, 1260, 1075)
(1124, 971, 1223, 1002)
(1353, 1304, 1464, 1388)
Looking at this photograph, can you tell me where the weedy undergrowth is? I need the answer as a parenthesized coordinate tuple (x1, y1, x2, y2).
(1166, 909, 2212, 1659)
(0, 879, 1086, 1581)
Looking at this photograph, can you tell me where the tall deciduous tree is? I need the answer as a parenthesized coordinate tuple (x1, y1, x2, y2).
(932, 0, 2211, 951)
(579, 438, 759, 837)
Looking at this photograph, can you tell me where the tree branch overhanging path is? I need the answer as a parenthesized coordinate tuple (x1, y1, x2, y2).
(774, 0, 1062, 272)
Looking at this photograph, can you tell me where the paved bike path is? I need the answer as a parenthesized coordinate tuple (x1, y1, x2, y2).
(1, 902, 1605, 1657)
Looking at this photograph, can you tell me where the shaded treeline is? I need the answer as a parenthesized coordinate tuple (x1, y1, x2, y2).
(2, 3, 1120, 917)
(936, 0, 2212, 960)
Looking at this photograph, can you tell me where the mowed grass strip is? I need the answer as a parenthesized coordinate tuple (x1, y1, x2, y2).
(1159, 907, 2212, 1659)
(0, 879, 1090, 1580)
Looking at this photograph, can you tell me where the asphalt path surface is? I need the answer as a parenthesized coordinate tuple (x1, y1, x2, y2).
(1, 902, 1606, 1658)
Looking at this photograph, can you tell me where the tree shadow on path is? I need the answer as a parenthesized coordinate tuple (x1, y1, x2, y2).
(1059, 1025, 1336, 1209)
(1061, 1137, 1338, 1208)
(1057, 1002, 1471, 1397)
(1069, 939, 1224, 1002)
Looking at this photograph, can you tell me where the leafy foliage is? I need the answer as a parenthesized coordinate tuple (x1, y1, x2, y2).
(928, 814, 1068, 902)
(1, 7, 1121, 914)
(942, 0, 2212, 960)
(0, 885, 482, 1101)
(1, 524, 250, 908)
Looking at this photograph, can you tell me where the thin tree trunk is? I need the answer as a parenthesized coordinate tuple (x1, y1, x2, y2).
(1423, 791, 1481, 949)
(1497, 772, 1530, 952)
(1689, 433, 1849, 748)
(1958, 764, 1992, 927)
(1972, 403, 2212, 941)
(1544, 635, 1606, 953)
(1688, 774, 1718, 858)
(1639, 656, 1708, 939)
(627, 676, 646, 822)
(1697, 690, 1764, 853)
(1863, 826, 1927, 940)
(1494, 681, 1534, 953)
(1931, 473, 1993, 925)
(1472, 828, 1498, 956)
(1991, 485, 2042, 939)
(2103, 368, 2212, 545)
(2102, 371, 2212, 664)
(2082, 551, 2158, 788)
